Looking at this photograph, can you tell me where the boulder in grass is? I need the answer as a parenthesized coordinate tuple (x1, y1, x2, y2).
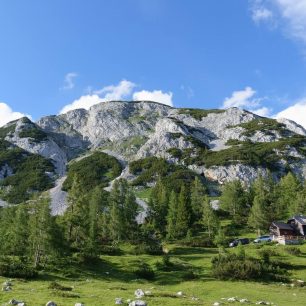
(17, 303, 26, 306)
(134, 289, 145, 298)
(213, 303, 221, 306)
(129, 301, 147, 306)
(228, 297, 238, 302)
(46, 302, 57, 306)
(176, 291, 184, 297)
(75, 304, 85, 306)
(115, 298, 123, 304)
(239, 299, 249, 303)
(9, 300, 21, 305)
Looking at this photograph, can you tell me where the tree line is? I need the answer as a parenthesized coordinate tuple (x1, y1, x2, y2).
(0, 171, 305, 269)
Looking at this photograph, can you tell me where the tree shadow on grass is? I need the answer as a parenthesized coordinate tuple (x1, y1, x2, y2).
(170, 246, 219, 256)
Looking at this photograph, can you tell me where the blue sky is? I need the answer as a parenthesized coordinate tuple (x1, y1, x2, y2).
(1, 0, 306, 127)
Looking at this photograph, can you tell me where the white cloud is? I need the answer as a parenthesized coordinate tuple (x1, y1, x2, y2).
(133, 90, 173, 106)
(222, 86, 259, 109)
(0, 102, 31, 127)
(59, 80, 136, 114)
(273, 0, 306, 43)
(93, 79, 136, 100)
(275, 99, 306, 128)
(222, 87, 272, 117)
(62, 72, 78, 90)
(60, 95, 102, 114)
(252, 106, 271, 117)
(252, 7, 274, 23)
(250, 0, 306, 44)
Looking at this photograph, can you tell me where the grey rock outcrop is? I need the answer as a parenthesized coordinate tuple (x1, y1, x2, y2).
(0, 101, 305, 212)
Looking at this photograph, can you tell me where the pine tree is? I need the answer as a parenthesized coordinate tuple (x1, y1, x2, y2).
(176, 185, 191, 238)
(108, 179, 138, 241)
(220, 180, 248, 223)
(28, 195, 58, 267)
(248, 175, 275, 234)
(87, 187, 107, 255)
(149, 178, 169, 235)
(202, 195, 219, 238)
(166, 190, 178, 239)
(124, 188, 139, 240)
(108, 179, 125, 241)
(190, 177, 206, 223)
(277, 172, 302, 217)
(10, 204, 29, 256)
(64, 176, 89, 251)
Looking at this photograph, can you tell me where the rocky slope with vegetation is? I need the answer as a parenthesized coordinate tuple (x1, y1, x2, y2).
(0, 100, 305, 206)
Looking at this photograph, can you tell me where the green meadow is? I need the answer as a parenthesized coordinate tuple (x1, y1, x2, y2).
(1, 243, 306, 306)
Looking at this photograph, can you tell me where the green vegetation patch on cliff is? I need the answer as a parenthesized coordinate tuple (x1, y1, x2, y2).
(178, 108, 225, 120)
(0, 139, 55, 203)
(0, 122, 17, 139)
(172, 135, 306, 170)
(18, 118, 48, 142)
(63, 151, 122, 191)
(234, 118, 288, 137)
(129, 156, 200, 190)
(191, 136, 306, 170)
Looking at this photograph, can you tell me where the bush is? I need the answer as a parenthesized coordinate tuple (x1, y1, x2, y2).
(179, 236, 214, 248)
(285, 246, 302, 256)
(63, 151, 122, 191)
(0, 258, 38, 279)
(182, 270, 199, 280)
(48, 281, 72, 291)
(134, 262, 155, 280)
(258, 248, 280, 260)
(211, 253, 289, 282)
(132, 242, 163, 255)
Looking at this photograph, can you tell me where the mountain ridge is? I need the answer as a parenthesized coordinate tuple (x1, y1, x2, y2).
(0, 100, 306, 211)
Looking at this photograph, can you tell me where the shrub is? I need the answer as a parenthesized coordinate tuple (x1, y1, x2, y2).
(134, 262, 155, 280)
(179, 236, 214, 248)
(211, 253, 289, 282)
(182, 270, 199, 280)
(48, 281, 72, 291)
(132, 242, 163, 255)
(63, 151, 122, 191)
(0, 258, 38, 279)
(285, 246, 302, 256)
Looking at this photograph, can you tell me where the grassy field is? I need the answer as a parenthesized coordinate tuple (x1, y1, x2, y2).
(1, 243, 306, 306)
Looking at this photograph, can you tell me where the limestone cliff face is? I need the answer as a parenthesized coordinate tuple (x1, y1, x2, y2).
(1, 101, 306, 190)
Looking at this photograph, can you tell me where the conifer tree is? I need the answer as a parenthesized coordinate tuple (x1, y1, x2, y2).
(220, 180, 248, 223)
(190, 177, 206, 223)
(87, 187, 107, 254)
(10, 204, 29, 256)
(248, 175, 276, 234)
(176, 185, 191, 238)
(124, 188, 139, 240)
(149, 178, 169, 235)
(202, 195, 218, 238)
(108, 179, 125, 241)
(277, 172, 302, 217)
(28, 196, 57, 267)
(166, 190, 178, 239)
(64, 176, 89, 251)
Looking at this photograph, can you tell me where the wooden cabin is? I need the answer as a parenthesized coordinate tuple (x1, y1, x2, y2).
(270, 222, 295, 237)
(270, 216, 306, 245)
(288, 215, 306, 236)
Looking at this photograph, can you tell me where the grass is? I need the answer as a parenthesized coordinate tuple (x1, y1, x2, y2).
(1, 243, 306, 306)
